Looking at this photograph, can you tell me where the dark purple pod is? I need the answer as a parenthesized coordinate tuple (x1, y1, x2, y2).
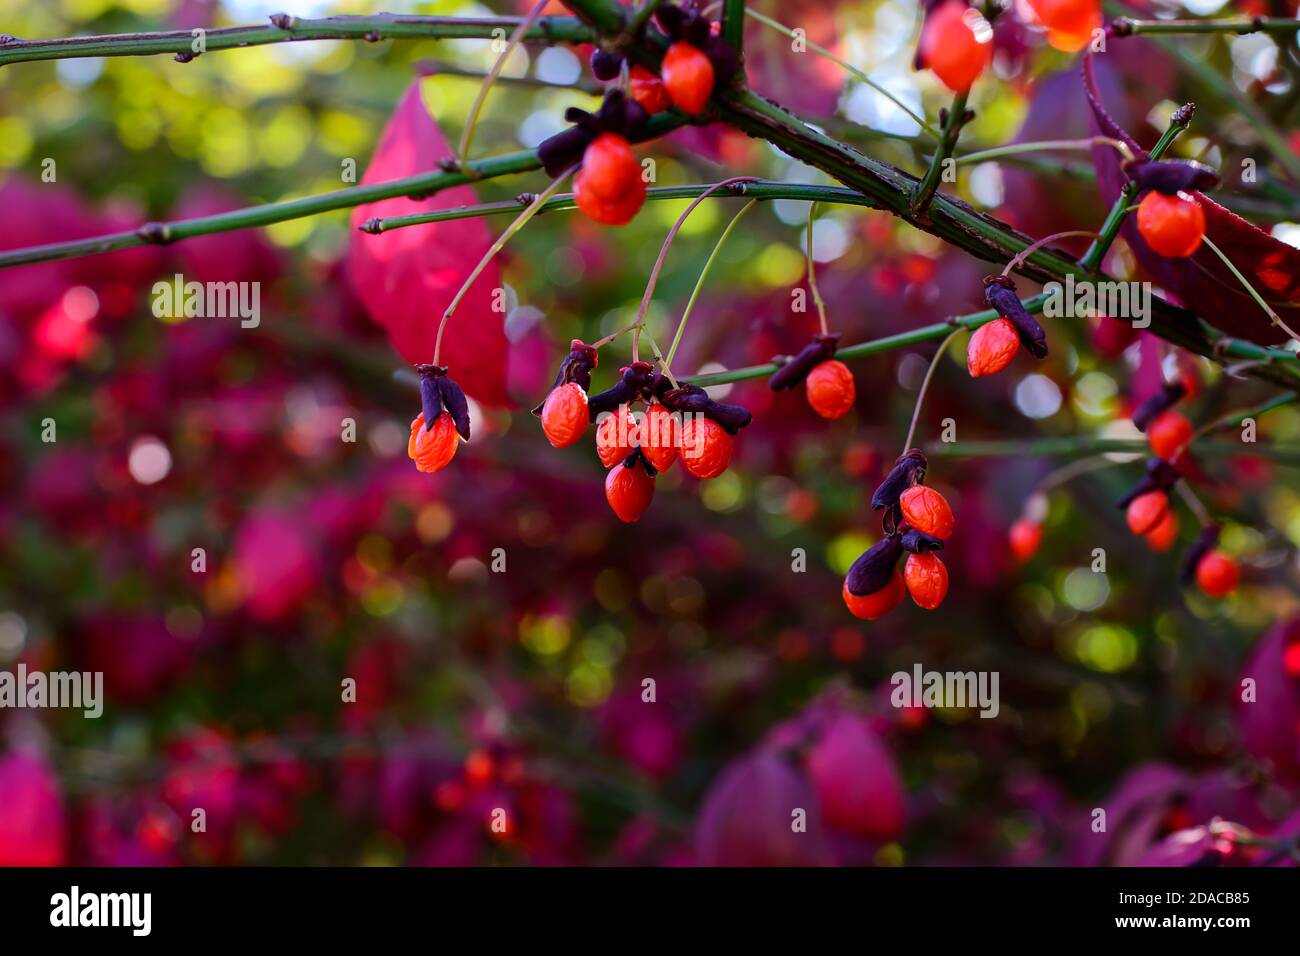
(900, 528, 944, 554)
(623, 447, 658, 478)
(1132, 381, 1187, 432)
(662, 384, 752, 434)
(537, 125, 594, 178)
(1126, 159, 1220, 196)
(845, 535, 904, 596)
(702, 34, 738, 86)
(416, 365, 444, 430)
(655, 2, 712, 46)
(871, 449, 928, 513)
(589, 48, 624, 81)
(1116, 458, 1181, 509)
(531, 340, 599, 416)
(984, 275, 1048, 359)
(588, 361, 657, 419)
(437, 375, 472, 442)
(1179, 525, 1221, 585)
(768, 334, 839, 392)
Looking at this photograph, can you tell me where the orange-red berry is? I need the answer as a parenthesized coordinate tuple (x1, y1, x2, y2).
(679, 416, 733, 479)
(1195, 550, 1240, 598)
(967, 318, 1020, 377)
(1026, 0, 1101, 51)
(1008, 518, 1043, 563)
(904, 552, 949, 610)
(629, 65, 671, 114)
(1147, 410, 1194, 460)
(596, 405, 638, 468)
(918, 1, 993, 93)
(899, 485, 955, 540)
(1144, 509, 1179, 553)
(805, 359, 856, 419)
(640, 403, 680, 472)
(1137, 191, 1206, 258)
(605, 462, 655, 522)
(1126, 490, 1169, 535)
(574, 133, 646, 226)
(661, 42, 714, 116)
(541, 381, 589, 448)
(842, 571, 907, 621)
(408, 411, 459, 474)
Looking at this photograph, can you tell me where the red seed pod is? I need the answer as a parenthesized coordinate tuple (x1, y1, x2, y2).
(1126, 490, 1169, 535)
(408, 412, 459, 474)
(1008, 519, 1043, 563)
(640, 403, 680, 472)
(899, 485, 955, 540)
(605, 461, 655, 522)
(903, 553, 949, 610)
(679, 416, 733, 479)
(661, 42, 714, 116)
(629, 65, 671, 114)
(1147, 410, 1194, 461)
(1196, 550, 1240, 598)
(541, 382, 589, 448)
(595, 405, 638, 468)
(1136, 191, 1206, 258)
(805, 359, 856, 419)
(842, 571, 906, 621)
(1144, 509, 1179, 553)
(1026, 0, 1101, 51)
(917, 1, 992, 93)
(967, 318, 1020, 378)
(574, 133, 646, 226)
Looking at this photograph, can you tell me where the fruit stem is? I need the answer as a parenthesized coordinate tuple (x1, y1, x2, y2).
(721, 0, 745, 53)
(632, 176, 760, 362)
(743, 7, 941, 140)
(1174, 480, 1213, 529)
(911, 90, 969, 216)
(1001, 230, 1100, 277)
(591, 320, 642, 349)
(1037, 455, 1129, 495)
(433, 167, 575, 365)
(1188, 390, 1300, 447)
(1200, 235, 1300, 343)
(901, 329, 960, 455)
(955, 137, 1134, 167)
(457, 0, 550, 173)
(664, 198, 758, 370)
(805, 201, 830, 337)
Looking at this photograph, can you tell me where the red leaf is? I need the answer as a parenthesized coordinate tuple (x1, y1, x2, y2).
(1083, 53, 1300, 346)
(347, 81, 510, 406)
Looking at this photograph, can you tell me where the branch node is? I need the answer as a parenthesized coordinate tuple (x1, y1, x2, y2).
(363, 31, 383, 43)
(515, 192, 537, 206)
(269, 13, 295, 30)
(359, 218, 383, 235)
(1171, 102, 1197, 129)
(437, 156, 462, 173)
(137, 222, 172, 245)
(0, 34, 19, 46)
(174, 50, 198, 63)
(1111, 17, 1135, 37)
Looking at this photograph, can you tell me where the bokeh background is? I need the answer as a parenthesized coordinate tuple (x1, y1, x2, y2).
(2, 0, 1300, 866)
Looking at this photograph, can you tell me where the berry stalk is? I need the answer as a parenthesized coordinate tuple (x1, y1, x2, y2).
(805, 202, 830, 338)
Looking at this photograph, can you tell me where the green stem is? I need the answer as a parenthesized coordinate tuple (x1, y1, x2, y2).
(664, 198, 758, 369)
(805, 201, 830, 336)
(911, 90, 969, 215)
(0, 14, 593, 66)
(721, 0, 746, 53)
(743, 7, 940, 139)
(1112, 16, 1300, 37)
(1201, 236, 1300, 342)
(927, 437, 1300, 465)
(1079, 105, 1188, 272)
(956, 137, 1133, 166)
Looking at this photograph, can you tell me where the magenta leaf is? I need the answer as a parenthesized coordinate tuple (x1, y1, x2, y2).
(347, 81, 510, 406)
(1083, 53, 1300, 346)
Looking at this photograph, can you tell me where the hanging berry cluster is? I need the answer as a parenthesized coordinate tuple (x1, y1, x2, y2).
(1131, 158, 1218, 258)
(407, 365, 471, 474)
(768, 333, 857, 420)
(968, 275, 1050, 378)
(843, 450, 956, 620)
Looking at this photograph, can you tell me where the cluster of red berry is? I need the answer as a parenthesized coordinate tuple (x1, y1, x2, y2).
(843, 450, 956, 619)
(533, 342, 752, 522)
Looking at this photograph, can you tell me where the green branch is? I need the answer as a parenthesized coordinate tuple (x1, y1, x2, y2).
(912, 91, 969, 215)
(1111, 16, 1300, 37)
(0, 14, 592, 67)
(928, 437, 1300, 465)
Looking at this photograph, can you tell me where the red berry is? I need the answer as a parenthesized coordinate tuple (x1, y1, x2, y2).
(1137, 191, 1206, 258)
(408, 412, 459, 474)
(605, 462, 655, 522)
(640, 403, 680, 472)
(1144, 509, 1179, 553)
(629, 65, 671, 114)
(967, 318, 1020, 377)
(1026, 0, 1101, 51)
(679, 416, 733, 479)
(541, 381, 589, 448)
(1147, 410, 1194, 460)
(661, 42, 714, 116)
(574, 133, 646, 226)
(899, 485, 955, 540)
(918, 1, 993, 93)
(805, 359, 856, 419)
(595, 405, 638, 468)
(842, 571, 906, 621)
(1196, 550, 1240, 598)
(1008, 518, 1042, 563)
(904, 552, 949, 610)
(1126, 490, 1169, 535)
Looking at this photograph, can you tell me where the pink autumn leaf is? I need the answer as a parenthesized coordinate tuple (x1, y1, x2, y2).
(1083, 52, 1300, 345)
(347, 80, 510, 406)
